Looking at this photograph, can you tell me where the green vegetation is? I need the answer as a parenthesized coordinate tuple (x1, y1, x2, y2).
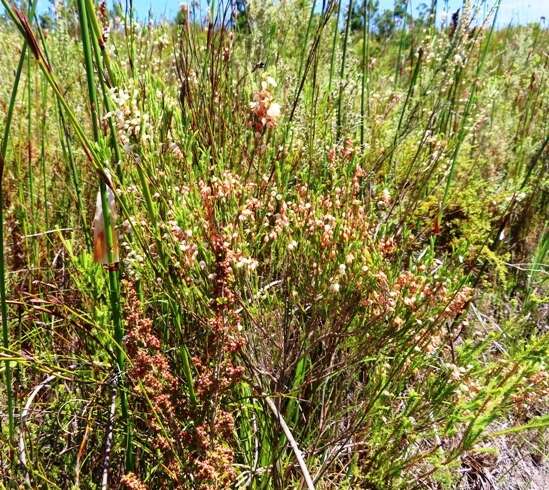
(0, 0, 547, 488)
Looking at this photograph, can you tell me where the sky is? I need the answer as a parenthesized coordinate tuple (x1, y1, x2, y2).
(28, 1, 549, 27)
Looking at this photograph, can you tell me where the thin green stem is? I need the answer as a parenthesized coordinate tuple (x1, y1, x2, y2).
(0, 0, 39, 450)
(76, 0, 132, 470)
(328, 0, 342, 95)
(360, 0, 370, 146)
(336, 0, 353, 141)
(76, 0, 100, 140)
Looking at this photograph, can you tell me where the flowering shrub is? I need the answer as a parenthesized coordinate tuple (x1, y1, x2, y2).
(0, 2, 546, 489)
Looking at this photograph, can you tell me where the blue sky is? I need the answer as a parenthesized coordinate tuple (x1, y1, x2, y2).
(30, 1, 548, 26)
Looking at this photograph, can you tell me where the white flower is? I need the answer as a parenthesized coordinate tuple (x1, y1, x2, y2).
(265, 76, 277, 87)
(267, 102, 281, 119)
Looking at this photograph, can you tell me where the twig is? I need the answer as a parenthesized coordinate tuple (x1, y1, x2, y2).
(23, 227, 74, 238)
(19, 374, 56, 486)
(101, 383, 117, 490)
(264, 395, 315, 490)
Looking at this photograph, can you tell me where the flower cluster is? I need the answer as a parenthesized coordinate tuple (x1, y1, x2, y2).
(105, 84, 152, 149)
(122, 282, 184, 486)
(327, 138, 355, 164)
(249, 76, 281, 133)
(120, 472, 148, 490)
(166, 220, 198, 272)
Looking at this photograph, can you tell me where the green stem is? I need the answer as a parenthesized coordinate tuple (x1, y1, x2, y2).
(328, 0, 342, 96)
(393, 0, 409, 87)
(40, 76, 49, 240)
(76, 0, 100, 140)
(27, 46, 37, 259)
(0, 0, 39, 453)
(336, 0, 353, 141)
(360, 0, 370, 146)
(86, 3, 123, 181)
(76, 0, 132, 470)
(34, 12, 93, 252)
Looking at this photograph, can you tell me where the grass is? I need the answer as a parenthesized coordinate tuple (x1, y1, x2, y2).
(0, 0, 547, 488)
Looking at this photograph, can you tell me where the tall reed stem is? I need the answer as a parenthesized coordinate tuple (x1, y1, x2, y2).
(76, 0, 131, 469)
(336, 0, 353, 140)
(328, 0, 342, 95)
(360, 0, 370, 146)
(0, 0, 38, 450)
